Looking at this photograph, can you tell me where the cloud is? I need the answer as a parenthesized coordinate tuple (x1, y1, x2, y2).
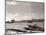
(6, 13, 32, 21)
(6, 2, 44, 21)
(6, 1, 16, 5)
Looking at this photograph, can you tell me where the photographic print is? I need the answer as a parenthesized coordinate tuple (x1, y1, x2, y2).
(5, 0, 44, 35)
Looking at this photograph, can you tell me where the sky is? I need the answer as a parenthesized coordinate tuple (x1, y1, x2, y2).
(6, 0, 44, 21)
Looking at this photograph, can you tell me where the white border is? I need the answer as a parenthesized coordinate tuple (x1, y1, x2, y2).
(0, 0, 5, 35)
(0, 0, 45, 35)
(16, 0, 44, 2)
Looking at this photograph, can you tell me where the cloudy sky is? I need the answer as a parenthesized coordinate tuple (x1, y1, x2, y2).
(6, 0, 44, 21)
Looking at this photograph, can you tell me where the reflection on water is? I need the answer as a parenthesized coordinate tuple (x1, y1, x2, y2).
(5, 22, 44, 35)
(6, 22, 44, 29)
